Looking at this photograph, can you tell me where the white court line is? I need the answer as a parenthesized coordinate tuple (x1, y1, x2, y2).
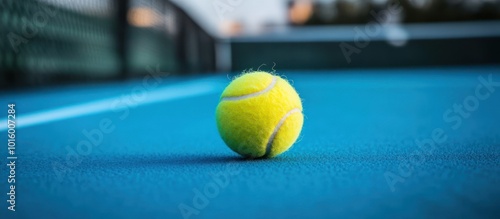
(0, 79, 221, 131)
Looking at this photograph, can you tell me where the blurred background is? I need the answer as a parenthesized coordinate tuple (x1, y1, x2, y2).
(1, 0, 500, 89)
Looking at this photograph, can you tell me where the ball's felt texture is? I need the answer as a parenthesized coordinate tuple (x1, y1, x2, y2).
(216, 71, 303, 158)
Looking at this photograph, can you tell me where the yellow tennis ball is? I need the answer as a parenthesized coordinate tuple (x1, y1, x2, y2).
(216, 71, 303, 158)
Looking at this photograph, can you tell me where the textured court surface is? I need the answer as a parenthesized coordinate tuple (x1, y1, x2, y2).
(1, 66, 500, 219)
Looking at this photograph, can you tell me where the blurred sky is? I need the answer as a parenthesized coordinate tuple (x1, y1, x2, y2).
(172, 0, 289, 37)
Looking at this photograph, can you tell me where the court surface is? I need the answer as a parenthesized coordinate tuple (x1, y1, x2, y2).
(1, 65, 500, 219)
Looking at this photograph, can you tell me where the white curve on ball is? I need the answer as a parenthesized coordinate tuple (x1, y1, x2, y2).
(264, 108, 302, 157)
(220, 76, 277, 101)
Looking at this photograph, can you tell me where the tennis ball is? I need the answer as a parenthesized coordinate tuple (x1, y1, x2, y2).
(216, 71, 303, 158)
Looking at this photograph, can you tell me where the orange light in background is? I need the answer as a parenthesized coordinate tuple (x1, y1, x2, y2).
(220, 20, 244, 37)
(289, 0, 314, 25)
(128, 7, 160, 27)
